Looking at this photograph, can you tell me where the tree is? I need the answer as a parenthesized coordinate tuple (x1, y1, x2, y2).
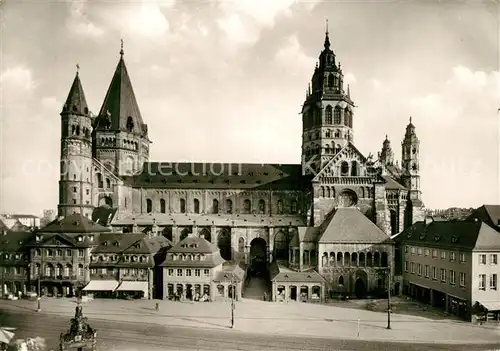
(40, 210, 56, 228)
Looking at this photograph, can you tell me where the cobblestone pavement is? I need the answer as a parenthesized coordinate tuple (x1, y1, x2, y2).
(1, 297, 499, 345)
(3, 308, 494, 351)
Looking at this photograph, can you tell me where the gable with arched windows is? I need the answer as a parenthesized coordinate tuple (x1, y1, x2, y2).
(340, 161, 349, 176)
(350, 161, 358, 176)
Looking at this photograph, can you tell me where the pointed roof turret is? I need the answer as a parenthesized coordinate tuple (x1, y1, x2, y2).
(383, 134, 390, 146)
(405, 116, 417, 139)
(62, 65, 89, 116)
(380, 134, 394, 166)
(324, 19, 331, 50)
(95, 40, 148, 138)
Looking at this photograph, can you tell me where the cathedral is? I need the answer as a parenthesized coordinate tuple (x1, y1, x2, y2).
(58, 28, 425, 299)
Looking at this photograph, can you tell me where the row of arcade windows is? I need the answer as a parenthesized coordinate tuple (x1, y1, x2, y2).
(305, 106, 353, 128)
(145, 198, 298, 215)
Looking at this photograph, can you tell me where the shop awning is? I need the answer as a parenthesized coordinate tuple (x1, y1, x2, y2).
(115, 281, 148, 293)
(82, 280, 119, 291)
(480, 301, 500, 311)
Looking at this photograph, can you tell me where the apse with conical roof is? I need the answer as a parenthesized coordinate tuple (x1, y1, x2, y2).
(301, 21, 356, 174)
(93, 42, 151, 176)
(58, 68, 94, 218)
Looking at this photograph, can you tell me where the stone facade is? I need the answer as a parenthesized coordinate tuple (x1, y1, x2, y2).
(53, 29, 425, 300)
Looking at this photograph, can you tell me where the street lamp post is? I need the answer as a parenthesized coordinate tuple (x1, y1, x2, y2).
(30, 263, 41, 312)
(230, 278, 235, 329)
(225, 274, 236, 329)
(387, 267, 391, 330)
(37, 272, 41, 312)
(1, 266, 4, 298)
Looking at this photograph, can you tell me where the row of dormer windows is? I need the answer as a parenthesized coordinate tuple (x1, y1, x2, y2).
(1, 253, 24, 261)
(171, 253, 206, 261)
(35, 234, 94, 243)
(167, 268, 210, 277)
(90, 267, 147, 276)
(90, 255, 149, 263)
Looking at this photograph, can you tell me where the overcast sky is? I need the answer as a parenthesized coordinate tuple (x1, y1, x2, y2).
(0, 0, 499, 216)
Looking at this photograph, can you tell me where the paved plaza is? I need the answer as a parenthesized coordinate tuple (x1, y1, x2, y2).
(1, 297, 499, 345)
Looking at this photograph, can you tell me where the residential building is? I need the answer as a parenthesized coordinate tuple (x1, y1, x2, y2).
(0, 231, 33, 297)
(0, 214, 169, 299)
(468, 205, 500, 232)
(85, 232, 170, 299)
(1, 214, 40, 229)
(160, 234, 227, 301)
(394, 215, 500, 320)
(25, 214, 110, 297)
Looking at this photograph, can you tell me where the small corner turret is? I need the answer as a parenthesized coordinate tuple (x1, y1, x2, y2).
(380, 134, 394, 167)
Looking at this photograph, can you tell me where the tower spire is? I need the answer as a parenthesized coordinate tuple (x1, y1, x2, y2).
(76, 63, 80, 75)
(120, 38, 124, 57)
(62, 69, 88, 115)
(324, 19, 331, 49)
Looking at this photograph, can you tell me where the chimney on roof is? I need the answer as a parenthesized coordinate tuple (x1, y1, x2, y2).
(151, 218, 158, 237)
(132, 217, 138, 233)
(424, 216, 434, 225)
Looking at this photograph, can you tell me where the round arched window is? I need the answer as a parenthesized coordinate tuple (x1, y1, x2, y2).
(338, 189, 358, 207)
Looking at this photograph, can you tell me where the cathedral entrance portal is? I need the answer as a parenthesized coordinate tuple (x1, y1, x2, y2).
(217, 229, 231, 261)
(244, 238, 270, 300)
(249, 238, 267, 278)
(354, 278, 367, 298)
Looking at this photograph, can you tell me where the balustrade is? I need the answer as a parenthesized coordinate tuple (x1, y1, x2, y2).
(319, 176, 373, 185)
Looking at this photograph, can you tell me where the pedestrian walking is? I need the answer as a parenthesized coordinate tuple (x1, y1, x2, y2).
(155, 302, 160, 312)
